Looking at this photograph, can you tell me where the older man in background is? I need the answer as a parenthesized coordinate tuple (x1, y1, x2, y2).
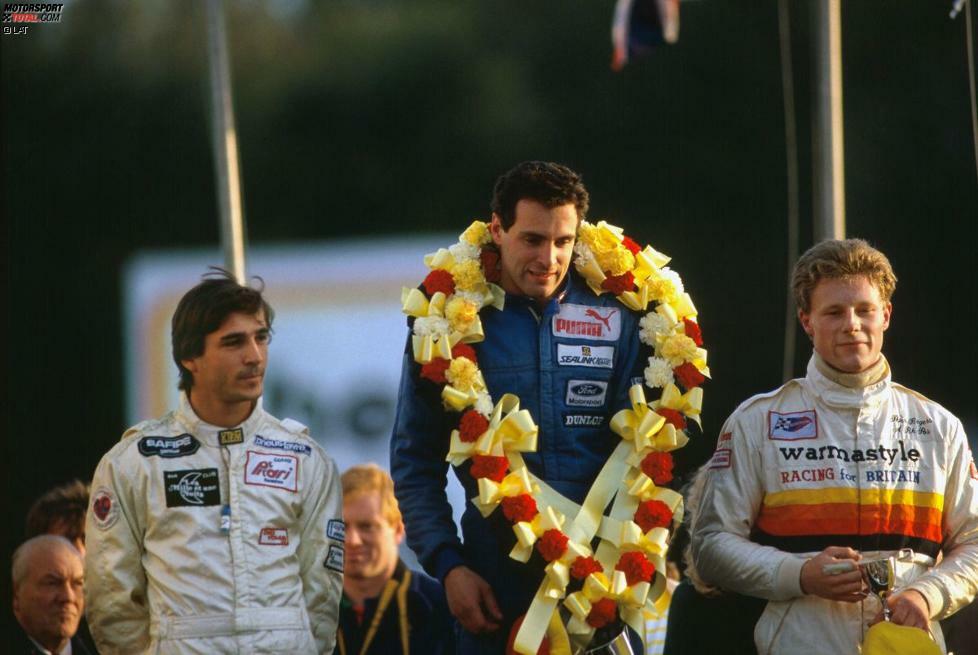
(13, 535, 92, 655)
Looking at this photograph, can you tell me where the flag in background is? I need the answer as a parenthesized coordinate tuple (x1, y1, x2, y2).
(611, 0, 680, 71)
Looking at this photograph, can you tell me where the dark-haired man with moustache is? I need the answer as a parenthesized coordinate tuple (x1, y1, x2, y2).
(85, 269, 344, 655)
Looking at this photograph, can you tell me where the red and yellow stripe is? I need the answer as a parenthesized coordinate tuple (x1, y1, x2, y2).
(755, 487, 943, 543)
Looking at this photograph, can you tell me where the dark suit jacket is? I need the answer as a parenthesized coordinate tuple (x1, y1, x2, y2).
(19, 623, 95, 655)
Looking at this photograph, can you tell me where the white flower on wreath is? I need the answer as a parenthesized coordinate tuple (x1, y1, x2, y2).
(475, 392, 493, 417)
(644, 356, 675, 389)
(660, 267, 684, 290)
(454, 289, 488, 308)
(639, 312, 676, 346)
(414, 316, 450, 337)
(450, 240, 481, 263)
(573, 240, 596, 268)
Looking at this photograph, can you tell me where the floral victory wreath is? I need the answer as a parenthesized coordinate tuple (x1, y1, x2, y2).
(400, 219, 710, 655)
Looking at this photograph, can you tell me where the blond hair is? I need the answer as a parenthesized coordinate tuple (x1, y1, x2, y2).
(341, 463, 402, 527)
(791, 238, 897, 314)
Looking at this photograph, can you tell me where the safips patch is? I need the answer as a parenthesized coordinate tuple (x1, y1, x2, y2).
(769, 410, 818, 441)
(164, 468, 221, 507)
(325, 544, 344, 572)
(327, 519, 345, 542)
(91, 487, 119, 530)
(219, 428, 244, 445)
(138, 434, 200, 458)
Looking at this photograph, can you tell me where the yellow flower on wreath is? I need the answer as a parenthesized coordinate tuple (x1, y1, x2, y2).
(446, 296, 479, 332)
(453, 259, 485, 292)
(447, 357, 481, 391)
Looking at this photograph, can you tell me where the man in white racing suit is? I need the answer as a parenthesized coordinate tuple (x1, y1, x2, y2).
(85, 269, 344, 654)
(691, 239, 978, 654)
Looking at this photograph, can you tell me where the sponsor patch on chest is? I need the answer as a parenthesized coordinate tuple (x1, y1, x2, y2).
(259, 527, 289, 546)
(325, 544, 344, 572)
(552, 304, 621, 341)
(557, 343, 614, 368)
(565, 379, 608, 407)
(218, 428, 244, 445)
(768, 410, 818, 440)
(164, 468, 221, 507)
(254, 435, 312, 456)
(245, 451, 298, 492)
(563, 412, 607, 428)
(138, 434, 200, 458)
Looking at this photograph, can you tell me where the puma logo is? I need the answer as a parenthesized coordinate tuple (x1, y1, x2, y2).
(584, 309, 613, 330)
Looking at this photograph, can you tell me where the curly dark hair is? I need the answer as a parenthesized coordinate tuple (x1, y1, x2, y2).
(25, 479, 89, 544)
(171, 268, 274, 391)
(490, 161, 589, 230)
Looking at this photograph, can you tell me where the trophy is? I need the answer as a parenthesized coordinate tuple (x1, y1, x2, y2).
(861, 556, 896, 621)
(577, 624, 635, 655)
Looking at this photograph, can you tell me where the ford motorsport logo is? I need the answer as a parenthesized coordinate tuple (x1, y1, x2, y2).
(565, 380, 608, 407)
(138, 434, 200, 458)
(164, 468, 220, 507)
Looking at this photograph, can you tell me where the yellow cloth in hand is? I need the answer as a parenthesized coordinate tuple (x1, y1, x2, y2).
(860, 622, 941, 655)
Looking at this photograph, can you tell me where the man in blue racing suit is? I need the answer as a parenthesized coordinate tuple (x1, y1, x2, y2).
(391, 161, 650, 653)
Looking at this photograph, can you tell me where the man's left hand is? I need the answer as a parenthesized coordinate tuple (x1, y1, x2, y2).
(870, 589, 930, 630)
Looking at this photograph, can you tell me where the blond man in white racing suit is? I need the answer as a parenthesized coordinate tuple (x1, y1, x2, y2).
(691, 239, 978, 654)
(85, 270, 344, 654)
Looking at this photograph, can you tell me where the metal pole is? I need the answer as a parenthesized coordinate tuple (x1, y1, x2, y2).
(206, 0, 247, 283)
(778, 0, 801, 382)
(813, 0, 846, 242)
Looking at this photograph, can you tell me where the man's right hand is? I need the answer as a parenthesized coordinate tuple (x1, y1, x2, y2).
(800, 546, 866, 602)
(444, 566, 503, 634)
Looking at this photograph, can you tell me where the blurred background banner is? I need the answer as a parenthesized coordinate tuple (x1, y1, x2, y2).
(4, 0, 976, 633)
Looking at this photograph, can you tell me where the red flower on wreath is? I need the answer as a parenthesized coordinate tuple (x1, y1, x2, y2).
(634, 499, 673, 533)
(420, 358, 450, 384)
(470, 455, 508, 482)
(683, 318, 703, 346)
(586, 598, 618, 629)
(481, 248, 502, 283)
(422, 269, 455, 296)
(601, 271, 635, 295)
(536, 529, 569, 562)
(570, 556, 604, 580)
(656, 407, 687, 430)
(622, 236, 641, 255)
(615, 551, 656, 586)
(640, 451, 674, 485)
(459, 410, 489, 443)
(501, 494, 538, 523)
(674, 362, 705, 390)
(452, 343, 478, 363)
